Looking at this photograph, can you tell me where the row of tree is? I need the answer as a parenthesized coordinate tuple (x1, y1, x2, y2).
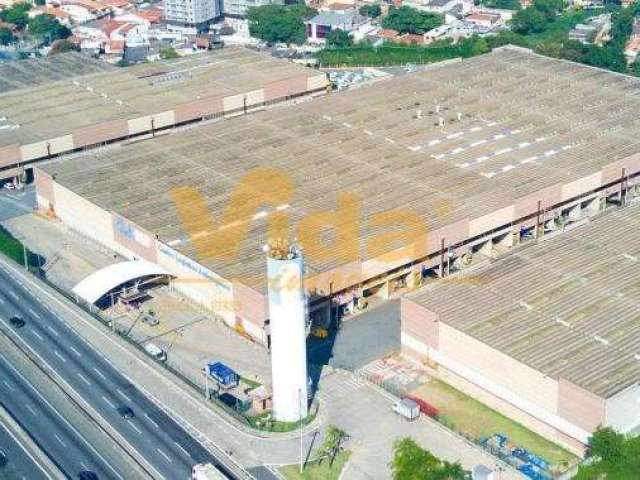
(246, 4, 443, 46)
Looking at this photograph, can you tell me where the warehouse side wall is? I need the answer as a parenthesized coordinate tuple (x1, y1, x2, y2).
(35, 170, 240, 333)
(400, 298, 595, 454)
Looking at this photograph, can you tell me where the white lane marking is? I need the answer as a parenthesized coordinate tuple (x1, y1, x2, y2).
(80, 462, 89, 471)
(28, 309, 40, 319)
(54, 434, 66, 447)
(8, 291, 18, 300)
(174, 442, 191, 458)
(0, 317, 127, 480)
(0, 421, 53, 480)
(26, 404, 38, 416)
(156, 448, 172, 463)
(101, 396, 115, 408)
(0, 261, 241, 477)
(46, 326, 59, 337)
(93, 368, 106, 380)
(130, 422, 143, 435)
(53, 350, 66, 363)
(31, 329, 43, 341)
(77, 372, 91, 386)
(117, 389, 131, 402)
(2, 380, 14, 391)
(69, 346, 82, 358)
(144, 413, 159, 429)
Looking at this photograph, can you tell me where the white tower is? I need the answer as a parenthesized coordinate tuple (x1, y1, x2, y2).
(267, 241, 308, 422)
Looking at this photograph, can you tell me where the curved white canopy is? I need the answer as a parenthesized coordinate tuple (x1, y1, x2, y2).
(72, 260, 170, 304)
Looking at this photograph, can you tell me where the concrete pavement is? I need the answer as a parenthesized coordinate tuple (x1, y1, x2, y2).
(0, 262, 240, 480)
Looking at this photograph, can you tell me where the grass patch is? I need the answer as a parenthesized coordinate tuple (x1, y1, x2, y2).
(240, 376, 262, 389)
(0, 225, 36, 269)
(412, 379, 577, 468)
(280, 450, 351, 480)
(246, 409, 317, 432)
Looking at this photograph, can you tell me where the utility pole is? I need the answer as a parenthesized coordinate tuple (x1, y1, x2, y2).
(299, 388, 304, 474)
(204, 366, 210, 400)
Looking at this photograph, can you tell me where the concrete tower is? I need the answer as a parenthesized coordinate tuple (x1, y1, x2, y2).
(267, 240, 308, 422)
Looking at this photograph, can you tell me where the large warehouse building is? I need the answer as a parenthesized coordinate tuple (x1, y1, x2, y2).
(0, 48, 328, 182)
(34, 46, 640, 450)
(402, 203, 640, 454)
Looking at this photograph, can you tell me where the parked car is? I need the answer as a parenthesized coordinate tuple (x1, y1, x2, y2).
(144, 342, 167, 361)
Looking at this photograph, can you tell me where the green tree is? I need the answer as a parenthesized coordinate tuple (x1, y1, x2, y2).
(359, 4, 382, 18)
(575, 428, 640, 479)
(27, 14, 71, 42)
(326, 28, 352, 48)
(34, 0, 46, 5)
(532, 0, 563, 21)
(247, 4, 316, 45)
(382, 6, 443, 35)
(588, 427, 625, 461)
(510, 7, 547, 34)
(0, 27, 14, 45)
(390, 437, 465, 480)
(318, 425, 349, 465)
(48, 38, 78, 55)
(0, 2, 31, 29)
(481, 0, 521, 9)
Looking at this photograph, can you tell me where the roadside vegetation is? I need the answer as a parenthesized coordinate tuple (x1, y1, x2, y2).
(280, 425, 350, 480)
(0, 225, 38, 271)
(281, 451, 350, 480)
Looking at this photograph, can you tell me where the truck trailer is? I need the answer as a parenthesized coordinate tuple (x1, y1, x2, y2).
(191, 463, 226, 480)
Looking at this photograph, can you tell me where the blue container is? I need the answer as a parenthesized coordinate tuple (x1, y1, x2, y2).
(205, 362, 239, 387)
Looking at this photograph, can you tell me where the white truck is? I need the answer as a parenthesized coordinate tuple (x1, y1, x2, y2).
(393, 398, 420, 421)
(191, 463, 226, 480)
(144, 343, 167, 362)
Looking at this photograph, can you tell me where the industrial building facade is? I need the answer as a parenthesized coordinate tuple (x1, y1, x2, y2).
(34, 46, 640, 451)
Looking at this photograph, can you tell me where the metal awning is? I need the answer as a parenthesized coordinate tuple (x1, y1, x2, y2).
(72, 260, 170, 305)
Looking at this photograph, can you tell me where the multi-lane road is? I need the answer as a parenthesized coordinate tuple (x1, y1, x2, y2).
(0, 413, 51, 480)
(0, 263, 239, 480)
(0, 347, 124, 479)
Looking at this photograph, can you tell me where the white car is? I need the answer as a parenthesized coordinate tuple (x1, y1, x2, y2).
(3, 183, 16, 190)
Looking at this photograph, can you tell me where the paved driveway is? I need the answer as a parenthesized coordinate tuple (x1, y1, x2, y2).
(319, 370, 522, 480)
(309, 300, 400, 372)
(0, 185, 35, 222)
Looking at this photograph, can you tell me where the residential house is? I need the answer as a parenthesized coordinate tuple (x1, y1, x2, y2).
(305, 10, 367, 43)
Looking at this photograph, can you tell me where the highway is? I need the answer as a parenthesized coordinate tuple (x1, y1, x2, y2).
(0, 349, 121, 479)
(0, 265, 235, 480)
(0, 416, 50, 480)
